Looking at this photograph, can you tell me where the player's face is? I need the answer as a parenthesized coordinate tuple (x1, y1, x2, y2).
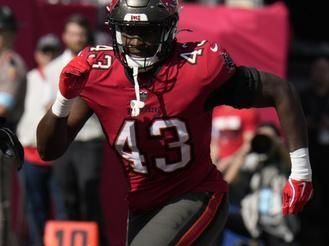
(119, 25, 162, 58)
(63, 22, 88, 54)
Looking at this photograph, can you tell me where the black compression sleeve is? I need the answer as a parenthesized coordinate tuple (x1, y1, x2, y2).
(205, 66, 262, 110)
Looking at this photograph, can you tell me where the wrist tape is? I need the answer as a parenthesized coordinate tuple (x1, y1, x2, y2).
(51, 91, 74, 118)
(289, 148, 312, 181)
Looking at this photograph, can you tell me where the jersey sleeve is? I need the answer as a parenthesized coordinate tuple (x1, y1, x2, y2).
(79, 45, 115, 105)
(202, 41, 236, 91)
(79, 45, 115, 87)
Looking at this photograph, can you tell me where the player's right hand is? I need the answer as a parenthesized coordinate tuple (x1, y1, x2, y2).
(59, 50, 94, 99)
(282, 178, 313, 215)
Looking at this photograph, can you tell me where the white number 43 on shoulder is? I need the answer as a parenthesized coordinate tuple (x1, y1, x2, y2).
(180, 40, 208, 64)
(88, 45, 113, 69)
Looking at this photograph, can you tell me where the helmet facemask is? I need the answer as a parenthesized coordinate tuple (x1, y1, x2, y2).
(110, 18, 177, 71)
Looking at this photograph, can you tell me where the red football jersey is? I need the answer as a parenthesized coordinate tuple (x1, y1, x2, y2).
(80, 41, 235, 211)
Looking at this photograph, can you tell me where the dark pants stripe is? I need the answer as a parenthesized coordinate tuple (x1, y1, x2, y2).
(128, 192, 228, 246)
(194, 193, 229, 246)
(176, 192, 224, 245)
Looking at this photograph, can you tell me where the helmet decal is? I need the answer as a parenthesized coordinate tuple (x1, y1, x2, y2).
(123, 14, 148, 22)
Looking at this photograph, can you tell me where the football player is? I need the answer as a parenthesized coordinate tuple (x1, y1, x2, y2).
(37, 0, 313, 245)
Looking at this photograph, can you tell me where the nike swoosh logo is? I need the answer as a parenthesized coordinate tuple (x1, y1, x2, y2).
(301, 182, 306, 197)
(289, 179, 296, 207)
(210, 43, 218, 52)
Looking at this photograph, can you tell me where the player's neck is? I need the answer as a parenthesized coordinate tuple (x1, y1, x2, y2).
(125, 64, 161, 87)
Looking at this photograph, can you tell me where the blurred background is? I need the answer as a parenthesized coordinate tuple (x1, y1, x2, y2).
(0, 0, 328, 245)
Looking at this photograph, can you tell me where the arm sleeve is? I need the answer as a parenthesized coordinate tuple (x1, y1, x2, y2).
(205, 66, 262, 110)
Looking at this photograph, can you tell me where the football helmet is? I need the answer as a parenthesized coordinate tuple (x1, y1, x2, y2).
(106, 0, 179, 69)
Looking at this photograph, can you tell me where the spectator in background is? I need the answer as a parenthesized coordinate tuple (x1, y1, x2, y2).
(0, 6, 26, 132)
(16, 34, 66, 246)
(299, 57, 329, 245)
(211, 107, 260, 237)
(43, 14, 106, 243)
(223, 123, 299, 246)
(0, 6, 26, 246)
(211, 106, 260, 174)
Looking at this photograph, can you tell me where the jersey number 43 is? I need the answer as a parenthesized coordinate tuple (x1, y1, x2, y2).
(114, 119, 192, 174)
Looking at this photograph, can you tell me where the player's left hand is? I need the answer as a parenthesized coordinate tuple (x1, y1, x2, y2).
(59, 50, 95, 99)
(282, 178, 313, 215)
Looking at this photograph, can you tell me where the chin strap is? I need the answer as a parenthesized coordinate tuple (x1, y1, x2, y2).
(130, 66, 145, 117)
